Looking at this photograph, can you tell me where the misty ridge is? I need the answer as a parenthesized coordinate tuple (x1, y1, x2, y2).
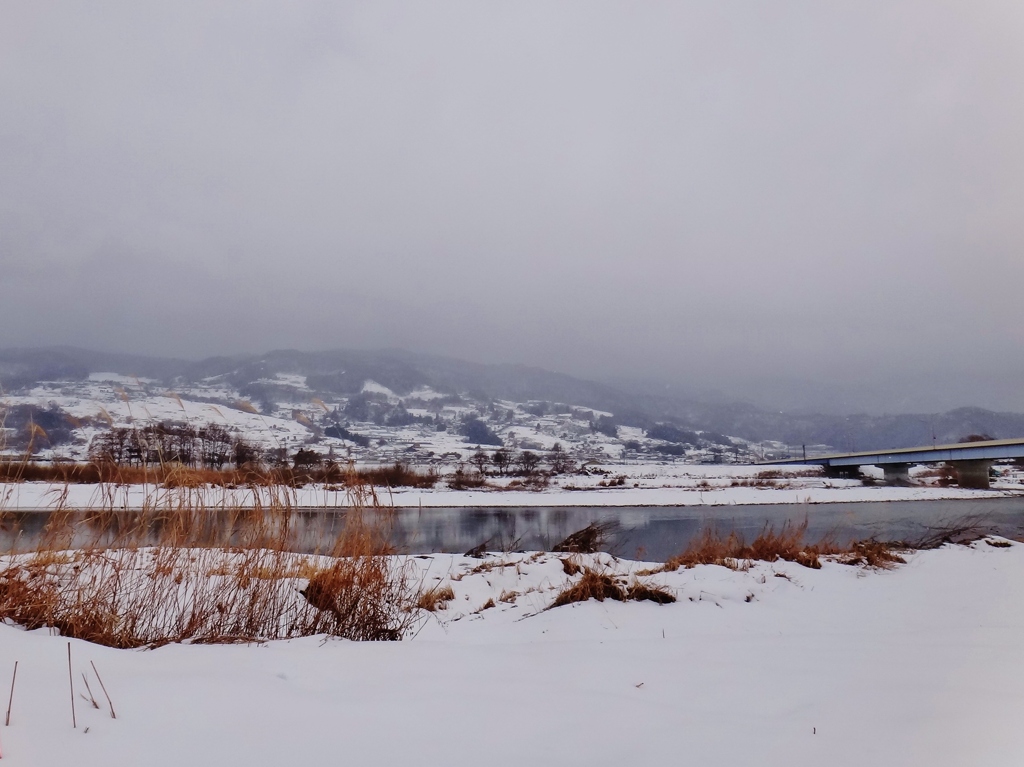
(2, 346, 1022, 458)
(2, 2, 1023, 421)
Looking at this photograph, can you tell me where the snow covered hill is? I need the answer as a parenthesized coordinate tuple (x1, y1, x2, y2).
(4, 347, 1024, 474)
(0, 370, 756, 468)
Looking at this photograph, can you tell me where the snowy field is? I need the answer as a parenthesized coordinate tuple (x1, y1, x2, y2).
(1, 461, 1022, 511)
(0, 539, 1021, 765)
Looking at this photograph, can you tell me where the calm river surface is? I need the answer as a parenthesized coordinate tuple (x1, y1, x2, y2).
(6, 498, 1021, 562)
(380, 498, 1024, 560)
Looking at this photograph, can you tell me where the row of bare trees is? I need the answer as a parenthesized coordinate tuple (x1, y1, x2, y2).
(468, 443, 576, 476)
(89, 424, 259, 469)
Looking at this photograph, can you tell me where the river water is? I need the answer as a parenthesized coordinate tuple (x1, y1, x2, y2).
(4, 497, 1022, 561)
(381, 497, 1024, 560)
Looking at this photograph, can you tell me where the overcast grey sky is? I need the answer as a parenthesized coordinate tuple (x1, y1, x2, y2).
(2, 1, 1023, 411)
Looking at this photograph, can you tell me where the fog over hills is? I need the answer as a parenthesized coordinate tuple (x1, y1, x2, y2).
(2, 346, 1022, 454)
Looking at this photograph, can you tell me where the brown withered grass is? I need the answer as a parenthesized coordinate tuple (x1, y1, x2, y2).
(663, 520, 835, 571)
(0, 472, 423, 647)
(551, 569, 626, 607)
(550, 567, 677, 608)
(416, 583, 456, 612)
(624, 580, 676, 604)
(0, 460, 437, 489)
(650, 520, 916, 574)
(836, 540, 906, 569)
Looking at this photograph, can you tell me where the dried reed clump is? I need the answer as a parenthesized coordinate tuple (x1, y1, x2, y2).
(664, 521, 831, 572)
(416, 583, 455, 612)
(299, 556, 410, 641)
(624, 580, 676, 604)
(550, 568, 676, 609)
(834, 540, 905, 569)
(0, 478, 419, 647)
(553, 521, 619, 554)
(561, 557, 583, 575)
(0, 459, 438, 490)
(909, 516, 989, 550)
(551, 568, 625, 607)
(657, 520, 926, 573)
(447, 467, 489, 491)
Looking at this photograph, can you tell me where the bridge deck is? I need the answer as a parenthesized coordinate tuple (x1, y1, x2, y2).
(768, 438, 1024, 468)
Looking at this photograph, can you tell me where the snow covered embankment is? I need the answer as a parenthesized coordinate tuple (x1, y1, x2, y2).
(0, 539, 1022, 766)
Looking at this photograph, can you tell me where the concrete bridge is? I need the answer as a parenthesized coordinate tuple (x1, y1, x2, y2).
(768, 437, 1024, 489)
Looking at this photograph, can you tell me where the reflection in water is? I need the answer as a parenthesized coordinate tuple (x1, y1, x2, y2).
(386, 499, 1024, 560)
(0, 498, 1022, 562)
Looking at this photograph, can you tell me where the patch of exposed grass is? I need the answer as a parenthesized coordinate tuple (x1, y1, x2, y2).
(416, 583, 455, 612)
(663, 521, 832, 572)
(833, 540, 906, 569)
(549, 567, 677, 609)
(561, 557, 583, 575)
(624, 580, 676, 604)
(551, 569, 625, 607)
(653, 519, 965, 573)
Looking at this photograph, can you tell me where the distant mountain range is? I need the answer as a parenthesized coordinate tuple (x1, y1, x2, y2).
(2, 346, 1023, 454)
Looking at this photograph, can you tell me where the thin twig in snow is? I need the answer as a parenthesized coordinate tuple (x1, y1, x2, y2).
(67, 643, 76, 729)
(5, 662, 17, 726)
(81, 674, 100, 709)
(90, 662, 116, 719)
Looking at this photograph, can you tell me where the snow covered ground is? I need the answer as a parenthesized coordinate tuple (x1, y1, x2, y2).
(0, 539, 1021, 765)
(1, 461, 1022, 511)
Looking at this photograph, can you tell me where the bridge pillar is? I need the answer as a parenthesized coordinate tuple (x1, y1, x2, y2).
(823, 464, 861, 480)
(880, 463, 912, 486)
(950, 460, 992, 489)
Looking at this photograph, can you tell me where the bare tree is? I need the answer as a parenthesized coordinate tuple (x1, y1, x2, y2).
(516, 450, 540, 476)
(548, 443, 575, 474)
(492, 448, 513, 475)
(470, 449, 490, 475)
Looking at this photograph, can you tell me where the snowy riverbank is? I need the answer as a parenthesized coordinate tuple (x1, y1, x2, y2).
(1, 461, 1022, 510)
(0, 539, 1021, 765)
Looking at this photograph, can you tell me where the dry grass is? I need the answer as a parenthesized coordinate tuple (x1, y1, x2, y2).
(833, 540, 906, 569)
(550, 569, 625, 607)
(467, 558, 518, 575)
(0, 475, 421, 647)
(447, 468, 490, 491)
(624, 580, 676, 604)
(553, 521, 619, 554)
(909, 516, 990, 550)
(416, 583, 455, 612)
(0, 460, 437, 489)
(651, 520, 925, 573)
(561, 557, 583, 575)
(663, 521, 832, 571)
(550, 567, 676, 609)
